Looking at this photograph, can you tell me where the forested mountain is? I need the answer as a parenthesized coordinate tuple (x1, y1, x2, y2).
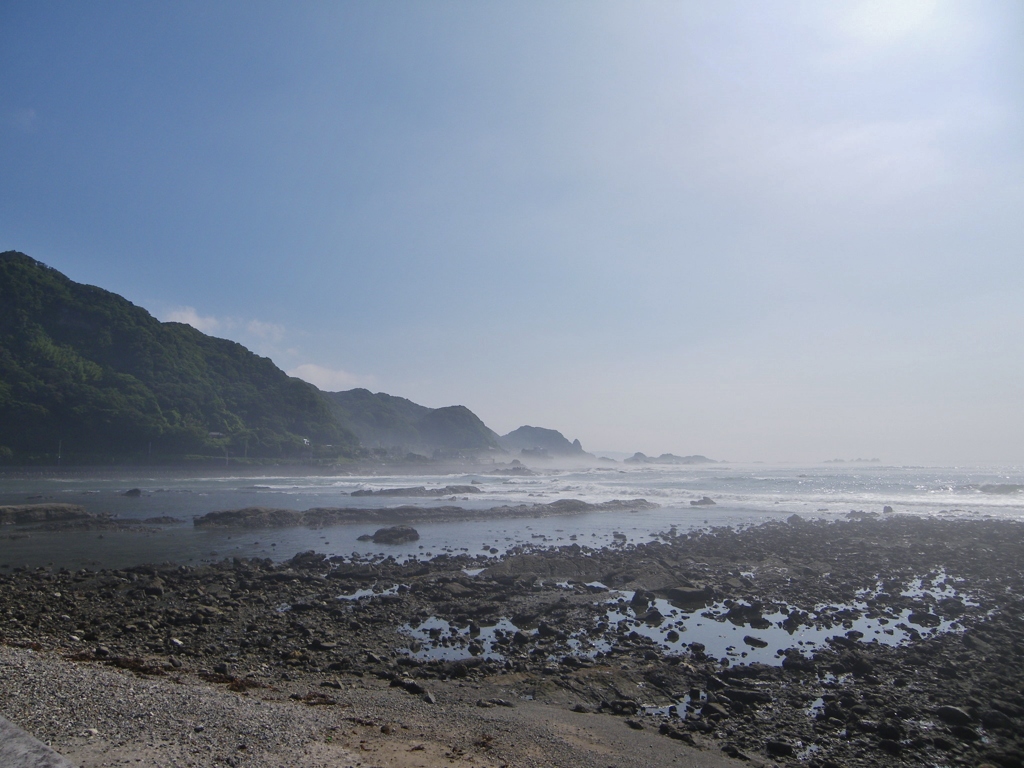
(0, 251, 612, 466)
(0, 251, 358, 463)
(324, 389, 503, 457)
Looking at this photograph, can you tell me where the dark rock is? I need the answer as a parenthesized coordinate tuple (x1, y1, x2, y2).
(370, 526, 420, 544)
(949, 724, 980, 741)
(877, 721, 904, 740)
(878, 738, 902, 755)
(690, 496, 716, 506)
(723, 688, 772, 705)
(0, 504, 92, 524)
(935, 705, 973, 726)
(658, 723, 695, 745)
(908, 611, 941, 627)
(721, 744, 750, 760)
(662, 585, 713, 609)
(982, 709, 1015, 730)
(765, 740, 793, 757)
(743, 635, 768, 648)
(123, 488, 143, 497)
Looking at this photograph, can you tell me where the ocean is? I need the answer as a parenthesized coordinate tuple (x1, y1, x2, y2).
(1, 463, 1021, 570)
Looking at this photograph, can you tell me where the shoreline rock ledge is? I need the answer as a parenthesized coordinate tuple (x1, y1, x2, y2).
(192, 498, 658, 529)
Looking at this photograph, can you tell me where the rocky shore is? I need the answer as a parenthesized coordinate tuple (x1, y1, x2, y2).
(191, 498, 658, 529)
(1, 514, 1023, 767)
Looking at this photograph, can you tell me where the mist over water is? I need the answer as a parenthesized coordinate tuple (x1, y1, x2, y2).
(2, 463, 1021, 571)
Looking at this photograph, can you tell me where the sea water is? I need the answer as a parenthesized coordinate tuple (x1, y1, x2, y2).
(0, 463, 1021, 570)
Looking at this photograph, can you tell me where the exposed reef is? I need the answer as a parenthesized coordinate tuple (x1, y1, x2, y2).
(192, 498, 658, 529)
(350, 485, 481, 497)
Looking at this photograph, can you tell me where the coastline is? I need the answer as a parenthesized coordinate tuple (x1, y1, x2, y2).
(2, 515, 1023, 767)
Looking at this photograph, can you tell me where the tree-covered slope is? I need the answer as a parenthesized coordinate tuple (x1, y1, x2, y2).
(324, 389, 502, 456)
(324, 388, 429, 449)
(0, 251, 358, 463)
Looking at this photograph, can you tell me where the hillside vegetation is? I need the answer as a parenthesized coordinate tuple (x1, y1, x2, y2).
(0, 251, 617, 466)
(0, 251, 358, 463)
(324, 389, 502, 458)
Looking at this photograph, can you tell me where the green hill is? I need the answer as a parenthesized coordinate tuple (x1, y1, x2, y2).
(0, 251, 359, 464)
(324, 389, 503, 457)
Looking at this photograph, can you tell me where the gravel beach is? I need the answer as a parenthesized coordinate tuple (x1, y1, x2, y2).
(2, 513, 1023, 767)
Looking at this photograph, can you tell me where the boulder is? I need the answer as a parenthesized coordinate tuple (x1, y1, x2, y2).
(0, 504, 92, 524)
(370, 525, 420, 544)
(662, 585, 713, 609)
(935, 705, 973, 726)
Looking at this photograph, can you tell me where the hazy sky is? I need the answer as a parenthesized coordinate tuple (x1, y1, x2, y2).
(2, 1, 1022, 465)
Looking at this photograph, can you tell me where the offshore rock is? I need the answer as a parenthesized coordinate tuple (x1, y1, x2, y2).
(351, 485, 481, 497)
(0, 504, 92, 524)
(370, 526, 420, 544)
(194, 498, 656, 529)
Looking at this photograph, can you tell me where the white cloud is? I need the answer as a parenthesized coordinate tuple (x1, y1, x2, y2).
(164, 306, 222, 334)
(162, 307, 286, 350)
(288, 363, 370, 391)
(246, 318, 285, 342)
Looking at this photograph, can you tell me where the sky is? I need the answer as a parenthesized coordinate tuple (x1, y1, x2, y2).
(1, 1, 1022, 465)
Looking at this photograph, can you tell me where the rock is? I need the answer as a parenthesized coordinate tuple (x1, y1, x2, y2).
(663, 585, 713, 609)
(123, 488, 143, 497)
(883, 505, 894, 513)
(877, 721, 904, 740)
(625, 719, 644, 730)
(765, 740, 793, 757)
(721, 744, 750, 760)
(370, 526, 420, 544)
(982, 709, 1014, 730)
(935, 705, 973, 726)
(743, 635, 768, 648)
(878, 739, 902, 755)
(659, 723, 695, 744)
(690, 496, 716, 506)
(703, 702, 730, 718)
(723, 688, 772, 705)
(949, 724, 981, 741)
(352, 485, 481, 497)
(908, 611, 941, 627)
(422, 691, 436, 704)
(0, 504, 92, 524)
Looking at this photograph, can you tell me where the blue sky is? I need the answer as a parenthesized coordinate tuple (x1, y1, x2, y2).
(2, 1, 1022, 464)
